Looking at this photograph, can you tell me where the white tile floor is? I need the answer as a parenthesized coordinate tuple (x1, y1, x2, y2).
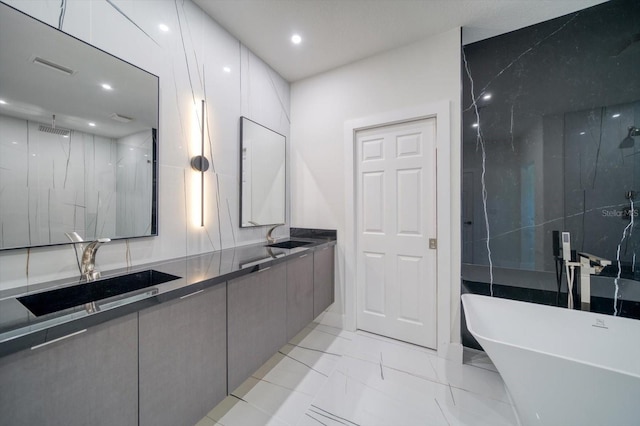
(197, 319, 519, 426)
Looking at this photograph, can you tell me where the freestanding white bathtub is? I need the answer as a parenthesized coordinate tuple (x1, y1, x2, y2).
(461, 293, 640, 426)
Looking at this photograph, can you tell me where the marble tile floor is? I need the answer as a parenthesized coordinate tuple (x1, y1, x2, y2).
(196, 320, 518, 426)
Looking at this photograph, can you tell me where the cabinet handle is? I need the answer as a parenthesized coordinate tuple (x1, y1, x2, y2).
(31, 329, 87, 350)
(321, 247, 329, 251)
(299, 254, 308, 258)
(258, 267, 271, 273)
(180, 289, 204, 299)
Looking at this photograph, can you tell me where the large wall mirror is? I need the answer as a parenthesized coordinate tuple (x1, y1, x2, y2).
(240, 117, 285, 227)
(0, 2, 159, 250)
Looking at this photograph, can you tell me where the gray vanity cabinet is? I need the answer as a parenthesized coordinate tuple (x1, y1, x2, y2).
(138, 283, 227, 426)
(314, 246, 335, 318)
(0, 313, 138, 426)
(286, 253, 314, 341)
(227, 262, 287, 392)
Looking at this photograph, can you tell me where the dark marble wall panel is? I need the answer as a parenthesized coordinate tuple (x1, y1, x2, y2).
(462, 0, 640, 313)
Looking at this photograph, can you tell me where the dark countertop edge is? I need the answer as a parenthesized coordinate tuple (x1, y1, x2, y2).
(290, 227, 337, 240)
(0, 238, 336, 358)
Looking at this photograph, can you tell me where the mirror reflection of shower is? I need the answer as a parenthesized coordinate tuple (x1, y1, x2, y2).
(619, 126, 640, 148)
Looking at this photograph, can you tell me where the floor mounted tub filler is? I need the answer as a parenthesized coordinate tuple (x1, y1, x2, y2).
(461, 293, 640, 426)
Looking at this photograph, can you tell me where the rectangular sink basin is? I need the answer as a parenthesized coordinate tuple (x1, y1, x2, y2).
(267, 240, 312, 249)
(18, 270, 180, 317)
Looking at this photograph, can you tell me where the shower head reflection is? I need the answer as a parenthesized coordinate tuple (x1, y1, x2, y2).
(619, 126, 640, 148)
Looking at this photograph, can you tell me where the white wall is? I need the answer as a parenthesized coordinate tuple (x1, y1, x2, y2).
(0, 0, 289, 290)
(116, 130, 153, 238)
(290, 29, 462, 347)
(0, 114, 122, 247)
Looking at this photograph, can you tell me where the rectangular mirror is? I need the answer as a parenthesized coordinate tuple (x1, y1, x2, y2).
(0, 2, 159, 250)
(240, 117, 285, 227)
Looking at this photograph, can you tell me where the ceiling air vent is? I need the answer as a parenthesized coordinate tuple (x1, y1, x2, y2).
(38, 124, 71, 137)
(110, 113, 133, 123)
(32, 56, 75, 76)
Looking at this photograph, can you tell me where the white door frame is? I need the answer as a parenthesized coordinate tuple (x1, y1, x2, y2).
(344, 101, 454, 359)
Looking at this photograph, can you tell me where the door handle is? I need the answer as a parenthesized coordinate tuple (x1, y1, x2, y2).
(31, 329, 87, 350)
(180, 289, 204, 300)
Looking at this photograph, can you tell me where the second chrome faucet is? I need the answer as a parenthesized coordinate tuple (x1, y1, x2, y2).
(81, 238, 111, 281)
(266, 224, 284, 244)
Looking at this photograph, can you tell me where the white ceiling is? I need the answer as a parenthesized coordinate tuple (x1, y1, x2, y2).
(0, 2, 158, 139)
(194, 0, 608, 82)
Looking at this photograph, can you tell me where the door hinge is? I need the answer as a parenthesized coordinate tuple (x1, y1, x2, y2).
(429, 238, 437, 249)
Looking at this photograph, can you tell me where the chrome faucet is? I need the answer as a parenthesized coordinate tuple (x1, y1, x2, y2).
(266, 224, 284, 244)
(578, 252, 611, 311)
(81, 238, 111, 281)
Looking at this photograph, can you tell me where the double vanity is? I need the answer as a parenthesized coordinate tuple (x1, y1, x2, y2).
(0, 4, 330, 426)
(0, 230, 336, 426)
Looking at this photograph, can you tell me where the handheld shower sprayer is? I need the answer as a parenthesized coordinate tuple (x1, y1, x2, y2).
(561, 232, 581, 309)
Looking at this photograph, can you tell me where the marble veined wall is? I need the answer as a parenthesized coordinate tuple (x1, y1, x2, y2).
(0, 113, 122, 247)
(0, 0, 290, 290)
(115, 129, 153, 238)
(462, 0, 640, 317)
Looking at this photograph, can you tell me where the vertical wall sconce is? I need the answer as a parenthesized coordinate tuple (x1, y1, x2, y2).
(190, 100, 209, 227)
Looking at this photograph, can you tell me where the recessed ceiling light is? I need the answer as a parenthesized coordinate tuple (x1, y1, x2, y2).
(223, 66, 231, 73)
(0, 100, 6, 105)
(88, 122, 96, 127)
(11, 141, 18, 145)
(291, 34, 302, 45)
(101, 83, 113, 90)
(32, 153, 36, 157)
(580, 131, 586, 135)
(159, 24, 169, 32)
(612, 113, 621, 118)
(482, 93, 492, 100)
(472, 123, 479, 128)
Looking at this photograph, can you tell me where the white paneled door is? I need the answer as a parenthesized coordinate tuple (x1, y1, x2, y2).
(356, 118, 437, 349)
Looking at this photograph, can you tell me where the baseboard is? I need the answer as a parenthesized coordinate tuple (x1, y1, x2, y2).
(315, 309, 346, 329)
(440, 341, 463, 363)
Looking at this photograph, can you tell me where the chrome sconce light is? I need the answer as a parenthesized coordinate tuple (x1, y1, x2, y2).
(190, 100, 208, 226)
(190, 155, 209, 172)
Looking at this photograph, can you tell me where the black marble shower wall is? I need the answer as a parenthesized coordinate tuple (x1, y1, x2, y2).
(461, 0, 640, 328)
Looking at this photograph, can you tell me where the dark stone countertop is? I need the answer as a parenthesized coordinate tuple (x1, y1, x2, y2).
(0, 236, 336, 357)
